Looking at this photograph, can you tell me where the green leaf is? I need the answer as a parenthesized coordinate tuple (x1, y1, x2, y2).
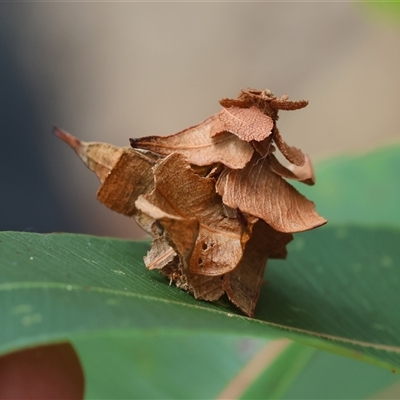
(361, 0, 400, 27)
(1, 226, 400, 371)
(294, 144, 400, 226)
(74, 332, 266, 399)
(240, 342, 400, 400)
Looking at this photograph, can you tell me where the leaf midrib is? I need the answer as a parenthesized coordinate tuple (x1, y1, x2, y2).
(3, 281, 400, 354)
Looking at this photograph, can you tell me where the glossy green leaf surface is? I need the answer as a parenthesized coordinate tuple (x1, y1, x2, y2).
(1, 224, 400, 369)
(295, 144, 400, 226)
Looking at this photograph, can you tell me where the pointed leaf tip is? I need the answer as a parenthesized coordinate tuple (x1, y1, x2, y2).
(53, 126, 83, 156)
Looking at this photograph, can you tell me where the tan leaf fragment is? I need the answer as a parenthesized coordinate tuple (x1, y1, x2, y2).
(136, 195, 199, 267)
(54, 127, 156, 218)
(136, 152, 248, 276)
(144, 234, 225, 301)
(144, 236, 177, 270)
(273, 127, 306, 167)
(270, 97, 309, 111)
(130, 114, 254, 170)
(218, 106, 274, 142)
(186, 271, 224, 301)
(269, 154, 315, 185)
(54, 127, 124, 183)
(158, 254, 225, 301)
(251, 137, 276, 158)
(223, 220, 293, 317)
(216, 155, 327, 233)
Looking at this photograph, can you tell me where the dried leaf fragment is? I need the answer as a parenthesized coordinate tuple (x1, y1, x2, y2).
(130, 114, 254, 169)
(56, 86, 327, 318)
(223, 220, 293, 317)
(218, 106, 274, 142)
(136, 153, 249, 276)
(216, 155, 327, 233)
(54, 127, 156, 218)
(54, 127, 124, 183)
(273, 126, 306, 167)
(269, 154, 315, 185)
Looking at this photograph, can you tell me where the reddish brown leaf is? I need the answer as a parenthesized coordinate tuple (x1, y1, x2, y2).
(251, 137, 276, 157)
(136, 195, 199, 266)
(54, 127, 124, 183)
(216, 155, 327, 233)
(159, 256, 225, 301)
(144, 236, 177, 270)
(270, 97, 309, 111)
(136, 153, 249, 276)
(54, 127, 156, 218)
(218, 106, 274, 142)
(269, 154, 315, 185)
(130, 114, 254, 169)
(223, 220, 293, 317)
(219, 98, 250, 108)
(273, 126, 306, 167)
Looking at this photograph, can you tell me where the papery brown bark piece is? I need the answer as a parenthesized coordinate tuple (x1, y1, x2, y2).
(130, 114, 254, 170)
(136, 153, 248, 276)
(216, 155, 327, 233)
(273, 126, 306, 167)
(218, 106, 274, 142)
(54, 127, 156, 219)
(269, 154, 315, 185)
(223, 220, 293, 317)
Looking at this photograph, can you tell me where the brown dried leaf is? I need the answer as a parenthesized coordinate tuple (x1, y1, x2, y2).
(130, 114, 254, 169)
(144, 237, 177, 270)
(219, 98, 250, 108)
(56, 87, 326, 318)
(223, 220, 293, 317)
(251, 137, 276, 157)
(218, 106, 274, 142)
(186, 271, 224, 301)
(273, 126, 306, 167)
(270, 97, 309, 111)
(269, 154, 315, 185)
(54, 127, 156, 218)
(54, 127, 124, 183)
(136, 153, 248, 276)
(216, 155, 327, 233)
(159, 255, 225, 301)
(136, 195, 199, 266)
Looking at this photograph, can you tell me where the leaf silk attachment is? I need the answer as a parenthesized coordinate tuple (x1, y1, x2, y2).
(55, 87, 326, 317)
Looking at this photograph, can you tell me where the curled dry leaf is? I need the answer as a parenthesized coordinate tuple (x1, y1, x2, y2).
(270, 97, 309, 111)
(216, 155, 327, 233)
(223, 220, 293, 317)
(269, 154, 315, 185)
(136, 153, 249, 276)
(54, 127, 156, 218)
(130, 114, 254, 170)
(217, 106, 274, 142)
(273, 126, 306, 167)
(56, 87, 326, 317)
